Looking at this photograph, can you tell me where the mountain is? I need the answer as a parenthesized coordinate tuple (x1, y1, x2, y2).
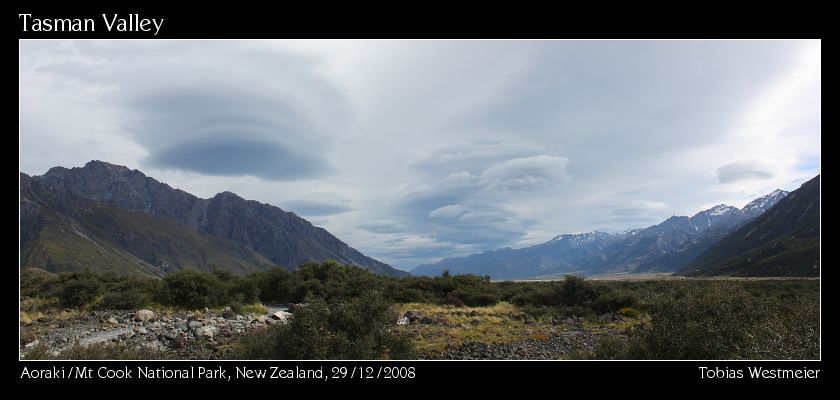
(21, 161, 408, 277)
(21, 173, 276, 276)
(680, 175, 819, 277)
(412, 190, 788, 278)
(412, 231, 635, 278)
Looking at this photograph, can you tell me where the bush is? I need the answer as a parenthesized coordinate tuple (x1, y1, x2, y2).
(97, 289, 152, 310)
(615, 282, 819, 360)
(163, 270, 226, 309)
(59, 277, 102, 308)
(616, 307, 641, 319)
(239, 292, 415, 359)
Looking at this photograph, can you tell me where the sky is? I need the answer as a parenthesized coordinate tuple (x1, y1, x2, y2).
(19, 40, 821, 270)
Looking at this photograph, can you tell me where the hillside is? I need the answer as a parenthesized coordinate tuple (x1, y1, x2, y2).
(413, 190, 788, 278)
(21, 173, 277, 276)
(21, 161, 407, 277)
(681, 175, 820, 277)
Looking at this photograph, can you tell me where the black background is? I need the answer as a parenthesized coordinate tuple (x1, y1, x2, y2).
(15, 2, 824, 388)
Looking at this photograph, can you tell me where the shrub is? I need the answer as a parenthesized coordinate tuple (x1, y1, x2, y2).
(238, 292, 415, 359)
(163, 270, 225, 309)
(618, 283, 819, 360)
(616, 307, 641, 319)
(59, 277, 102, 308)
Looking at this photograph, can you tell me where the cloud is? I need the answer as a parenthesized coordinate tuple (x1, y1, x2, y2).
(478, 155, 569, 191)
(428, 204, 466, 218)
(359, 220, 408, 234)
(19, 40, 819, 270)
(23, 41, 349, 182)
(715, 159, 776, 183)
(280, 200, 353, 216)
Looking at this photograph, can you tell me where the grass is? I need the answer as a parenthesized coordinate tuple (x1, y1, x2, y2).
(395, 302, 537, 356)
(395, 301, 518, 315)
(241, 303, 268, 314)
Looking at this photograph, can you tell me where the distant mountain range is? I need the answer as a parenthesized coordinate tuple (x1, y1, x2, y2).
(20, 161, 407, 277)
(412, 188, 795, 278)
(680, 175, 819, 277)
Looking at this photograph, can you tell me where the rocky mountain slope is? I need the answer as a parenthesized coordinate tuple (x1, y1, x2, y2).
(21, 161, 406, 277)
(681, 175, 819, 277)
(412, 190, 789, 278)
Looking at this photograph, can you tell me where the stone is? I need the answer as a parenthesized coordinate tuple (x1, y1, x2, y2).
(404, 311, 425, 324)
(133, 309, 156, 322)
(107, 317, 119, 325)
(195, 325, 219, 340)
(396, 316, 409, 325)
(271, 311, 292, 321)
(25, 340, 39, 348)
(133, 326, 147, 334)
(143, 340, 163, 350)
(188, 320, 204, 331)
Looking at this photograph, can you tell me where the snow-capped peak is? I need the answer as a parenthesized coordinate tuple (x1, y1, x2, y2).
(707, 204, 738, 216)
(741, 189, 789, 215)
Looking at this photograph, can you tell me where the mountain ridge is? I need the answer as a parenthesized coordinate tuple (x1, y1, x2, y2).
(680, 175, 819, 277)
(412, 188, 790, 278)
(21, 161, 407, 277)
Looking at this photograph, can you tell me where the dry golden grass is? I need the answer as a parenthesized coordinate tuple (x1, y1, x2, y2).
(395, 302, 538, 355)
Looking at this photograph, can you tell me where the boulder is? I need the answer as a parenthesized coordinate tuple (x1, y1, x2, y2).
(195, 325, 219, 340)
(188, 320, 204, 331)
(133, 310, 156, 322)
(404, 311, 425, 324)
(107, 317, 119, 325)
(271, 311, 292, 321)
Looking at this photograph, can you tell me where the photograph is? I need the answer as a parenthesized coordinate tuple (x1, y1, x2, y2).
(18, 34, 820, 378)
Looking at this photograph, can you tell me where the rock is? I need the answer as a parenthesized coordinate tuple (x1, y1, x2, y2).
(133, 326, 148, 334)
(188, 320, 205, 331)
(469, 319, 481, 326)
(168, 336, 187, 350)
(119, 331, 135, 340)
(25, 340, 39, 348)
(396, 316, 409, 325)
(271, 311, 292, 321)
(404, 311, 425, 324)
(134, 309, 156, 322)
(255, 315, 268, 323)
(468, 310, 480, 317)
(195, 325, 219, 340)
(419, 316, 438, 325)
(143, 340, 163, 350)
(107, 317, 119, 325)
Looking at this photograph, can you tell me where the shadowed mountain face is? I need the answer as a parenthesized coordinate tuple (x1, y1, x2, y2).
(412, 189, 790, 279)
(681, 175, 820, 277)
(20, 173, 276, 276)
(21, 161, 407, 277)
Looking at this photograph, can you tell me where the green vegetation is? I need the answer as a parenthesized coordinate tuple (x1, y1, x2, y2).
(20, 262, 819, 360)
(25, 343, 172, 360)
(591, 280, 819, 360)
(238, 292, 415, 359)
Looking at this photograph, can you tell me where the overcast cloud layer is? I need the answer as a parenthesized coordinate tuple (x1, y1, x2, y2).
(20, 40, 821, 270)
